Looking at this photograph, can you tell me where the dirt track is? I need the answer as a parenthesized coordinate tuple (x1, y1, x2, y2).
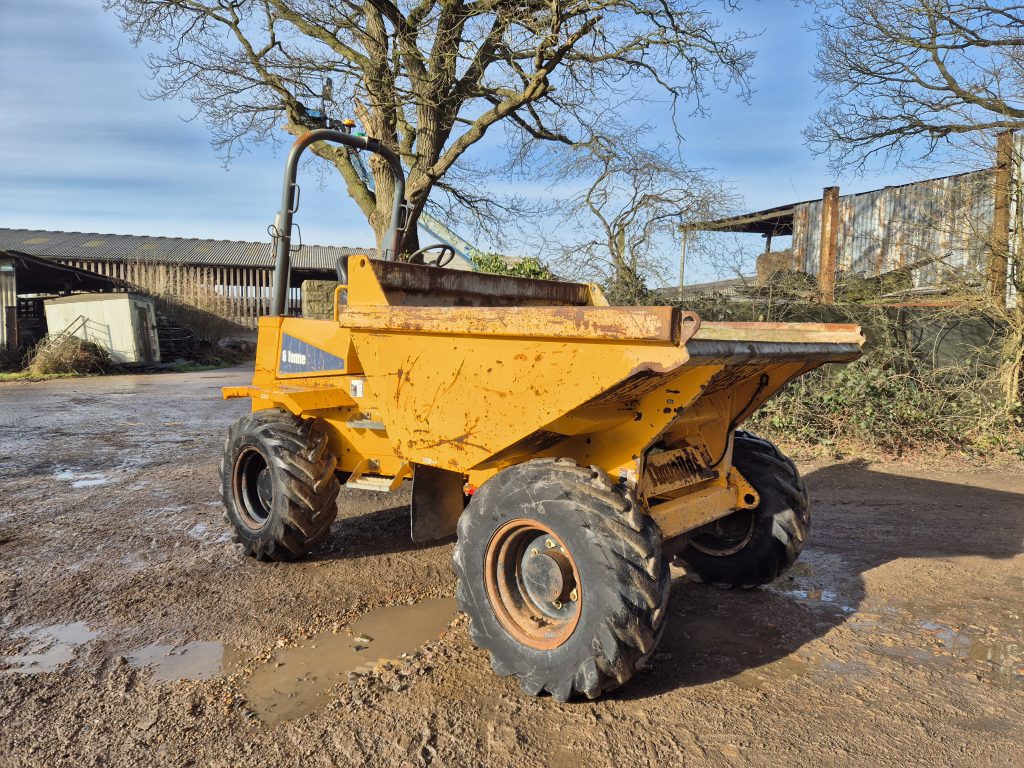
(1, 367, 1022, 767)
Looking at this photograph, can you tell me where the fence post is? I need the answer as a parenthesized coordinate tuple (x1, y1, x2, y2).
(991, 131, 1013, 303)
(818, 186, 840, 303)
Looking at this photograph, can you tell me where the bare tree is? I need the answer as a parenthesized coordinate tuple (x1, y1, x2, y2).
(105, 0, 753, 253)
(806, 0, 1024, 407)
(805, 0, 1024, 170)
(548, 139, 736, 304)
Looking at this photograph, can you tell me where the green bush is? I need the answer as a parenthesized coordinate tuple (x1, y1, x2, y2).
(471, 253, 557, 280)
(677, 293, 1021, 457)
(747, 341, 1021, 457)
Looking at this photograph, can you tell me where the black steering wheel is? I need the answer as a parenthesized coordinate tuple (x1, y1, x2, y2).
(407, 243, 457, 268)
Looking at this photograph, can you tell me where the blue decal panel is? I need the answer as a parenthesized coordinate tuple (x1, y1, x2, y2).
(279, 334, 346, 374)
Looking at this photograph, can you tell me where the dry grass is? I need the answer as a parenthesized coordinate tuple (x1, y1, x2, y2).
(119, 262, 252, 343)
(27, 336, 113, 376)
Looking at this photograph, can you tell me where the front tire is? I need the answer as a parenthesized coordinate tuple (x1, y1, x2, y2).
(676, 431, 809, 588)
(221, 409, 340, 561)
(453, 458, 669, 701)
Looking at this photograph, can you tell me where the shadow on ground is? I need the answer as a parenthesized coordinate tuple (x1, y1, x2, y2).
(617, 459, 1024, 699)
(313, 501, 450, 561)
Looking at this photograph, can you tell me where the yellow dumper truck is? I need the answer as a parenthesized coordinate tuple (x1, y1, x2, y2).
(221, 129, 863, 701)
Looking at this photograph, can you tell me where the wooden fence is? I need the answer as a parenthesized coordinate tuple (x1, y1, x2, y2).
(57, 261, 302, 329)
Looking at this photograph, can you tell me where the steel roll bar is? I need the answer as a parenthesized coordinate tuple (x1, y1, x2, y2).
(270, 129, 406, 316)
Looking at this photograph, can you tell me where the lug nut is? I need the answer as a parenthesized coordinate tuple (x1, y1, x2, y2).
(545, 539, 556, 549)
(531, 548, 539, 556)
(552, 600, 563, 609)
(569, 588, 578, 601)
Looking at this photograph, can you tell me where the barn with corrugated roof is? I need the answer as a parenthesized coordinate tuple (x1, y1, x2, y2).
(0, 228, 380, 351)
(1, 227, 368, 313)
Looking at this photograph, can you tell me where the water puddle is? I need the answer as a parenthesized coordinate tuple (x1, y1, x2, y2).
(729, 655, 810, 690)
(245, 598, 457, 725)
(863, 614, 1023, 689)
(768, 552, 859, 614)
(54, 468, 108, 488)
(0, 622, 98, 674)
(782, 588, 858, 614)
(917, 620, 1022, 687)
(127, 641, 238, 681)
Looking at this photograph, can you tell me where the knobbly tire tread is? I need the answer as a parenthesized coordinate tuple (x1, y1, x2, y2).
(453, 458, 670, 702)
(221, 409, 340, 561)
(676, 430, 809, 589)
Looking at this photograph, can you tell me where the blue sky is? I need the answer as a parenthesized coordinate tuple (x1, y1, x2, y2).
(0, 1, 947, 282)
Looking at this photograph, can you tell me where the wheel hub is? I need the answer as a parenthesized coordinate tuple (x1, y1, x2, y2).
(256, 467, 273, 508)
(521, 543, 576, 606)
(690, 508, 756, 556)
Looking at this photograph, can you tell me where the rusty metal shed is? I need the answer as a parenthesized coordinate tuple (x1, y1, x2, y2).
(692, 132, 1022, 305)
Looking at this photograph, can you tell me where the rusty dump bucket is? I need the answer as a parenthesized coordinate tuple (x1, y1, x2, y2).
(336, 258, 861, 480)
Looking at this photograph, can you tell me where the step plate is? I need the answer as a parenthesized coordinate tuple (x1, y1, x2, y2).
(345, 476, 396, 492)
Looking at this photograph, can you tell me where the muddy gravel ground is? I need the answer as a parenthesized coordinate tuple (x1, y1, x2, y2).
(0, 368, 1022, 767)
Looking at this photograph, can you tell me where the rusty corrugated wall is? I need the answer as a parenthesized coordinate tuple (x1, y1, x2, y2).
(793, 135, 1023, 290)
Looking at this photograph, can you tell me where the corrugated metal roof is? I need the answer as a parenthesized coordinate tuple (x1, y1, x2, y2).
(695, 167, 991, 234)
(0, 228, 373, 271)
(688, 200, 816, 235)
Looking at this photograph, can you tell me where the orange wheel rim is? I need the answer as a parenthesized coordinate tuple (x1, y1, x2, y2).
(484, 518, 582, 650)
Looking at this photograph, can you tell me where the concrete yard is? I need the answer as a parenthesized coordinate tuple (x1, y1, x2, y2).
(0, 368, 1021, 766)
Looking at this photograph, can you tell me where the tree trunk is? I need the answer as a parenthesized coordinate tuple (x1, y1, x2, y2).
(369, 197, 421, 259)
(1002, 309, 1024, 408)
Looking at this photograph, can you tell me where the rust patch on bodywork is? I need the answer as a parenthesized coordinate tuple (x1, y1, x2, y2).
(643, 444, 717, 497)
(369, 259, 595, 307)
(340, 305, 688, 343)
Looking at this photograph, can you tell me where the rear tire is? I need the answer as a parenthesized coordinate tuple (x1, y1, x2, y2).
(675, 431, 808, 589)
(221, 409, 340, 561)
(453, 458, 669, 701)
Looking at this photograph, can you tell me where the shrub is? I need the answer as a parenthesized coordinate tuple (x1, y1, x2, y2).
(27, 336, 113, 376)
(747, 346, 1020, 456)
(677, 293, 1022, 457)
(471, 253, 557, 280)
